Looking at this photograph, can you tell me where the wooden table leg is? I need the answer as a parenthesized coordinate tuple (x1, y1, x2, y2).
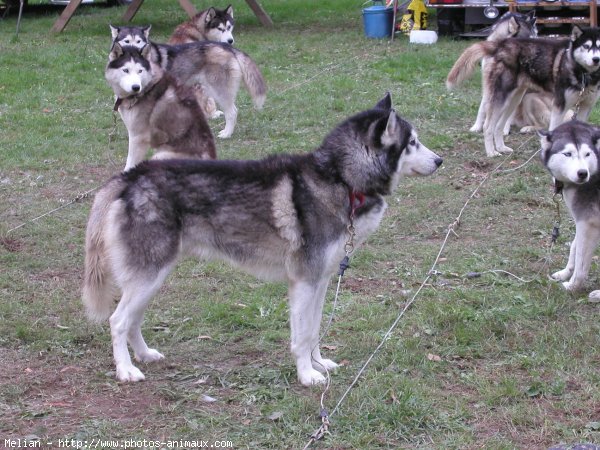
(122, 0, 144, 22)
(590, 0, 597, 27)
(245, 0, 273, 27)
(51, 0, 84, 33)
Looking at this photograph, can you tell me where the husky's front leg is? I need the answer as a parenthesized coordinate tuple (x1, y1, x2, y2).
(563, 221, 600, 291)
(125, 135, 149, 171)
(288, 278, 334, 386)
(552, 237, 576, 281)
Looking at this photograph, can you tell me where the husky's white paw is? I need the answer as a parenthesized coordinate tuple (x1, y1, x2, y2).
(298, 368, 327, 386)
(134, 348, 164, 363)
(551, 268, 572, 282)
(312, 358, 339, 374)
(498, 146, 513, 154)
(589, 290, 600, 301)
(210, 110, 224, 119)
(486, 150, 502, 157)
(116, 364, 145, 382)
(519, 126, 537, 134)
(562, 280, 581, 291)
(470, 124, 483, 133)
(218, 129, 233, 139)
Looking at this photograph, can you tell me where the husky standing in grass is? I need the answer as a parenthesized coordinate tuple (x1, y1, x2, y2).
(540, 120, 600, 300)
(447, 26, 600, 157)
(109, 24, 266, 138)
(105, 43, 216, 170)
(468, 11, 543, 134)
(82, 94, 443, 386)
(168, 5, 235, 45)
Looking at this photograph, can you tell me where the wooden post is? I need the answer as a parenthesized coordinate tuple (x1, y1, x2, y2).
(51, 0, 84, 33)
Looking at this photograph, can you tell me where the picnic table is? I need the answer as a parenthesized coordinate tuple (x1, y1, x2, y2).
(50, 0, 273, 33)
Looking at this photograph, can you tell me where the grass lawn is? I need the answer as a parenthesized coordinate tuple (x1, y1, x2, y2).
(1, 1, 600, 448)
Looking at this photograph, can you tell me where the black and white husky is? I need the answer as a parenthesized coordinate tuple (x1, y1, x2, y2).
(540, 120, 600, 300)
(105, 43, 216, 170)
(82, 94, 443, 386)
(448, 26, 600, 157)
(109, 24, 266, 139)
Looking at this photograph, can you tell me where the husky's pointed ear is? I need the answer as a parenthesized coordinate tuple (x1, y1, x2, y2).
(526, 9, 536, 20)
(538, 129, 552, 161)
(141, 43, 152, 59)
(226, 4, 234, 18)
(508, 17, 519, 35)
(110, 24, 119, 40)
(375, 92, 392, 111)
(571, 25, 583, 41)
(109, 42, 124, 62)
(205, 7, 216, 23)
(381, 110, 400, 147)
(142, 25, 152, 40)
(593, 128, 600, 151)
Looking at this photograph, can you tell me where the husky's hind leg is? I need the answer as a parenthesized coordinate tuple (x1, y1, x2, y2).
(210, 73, 241, 139)
(471, 91, 488, 133)
(110, 268, 171, 382)
(289, 278, 333, 386)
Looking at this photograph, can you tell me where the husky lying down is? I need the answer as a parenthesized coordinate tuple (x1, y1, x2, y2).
(82, 94, 443, 386)
(541, 120, 600, 300)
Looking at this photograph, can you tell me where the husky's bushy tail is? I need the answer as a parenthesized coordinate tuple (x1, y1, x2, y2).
(82, 179, 123, 322)
(234, 49, 267, 109)
(446, 41, 497, 90)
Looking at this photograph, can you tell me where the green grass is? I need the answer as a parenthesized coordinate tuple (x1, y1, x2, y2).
(1, 0, 600, 448)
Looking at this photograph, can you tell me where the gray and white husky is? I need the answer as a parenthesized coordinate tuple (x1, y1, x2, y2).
(82, 93, 443, 386)
(105, 43, 216, 170)
(448, 26, 600, 157)
(168, 4, 235, 45)
(469, 11, 540, 134)
(540, 120, 600, 300)
(110, 24, 266, 138)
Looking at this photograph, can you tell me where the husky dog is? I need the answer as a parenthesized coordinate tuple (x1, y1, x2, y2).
(167, 6, 235, 120)
(447, 26, 600, 157)
(110, 25, 266, 138)
(470, 11, 541, 134)
(82, 93, 443, 386)
(169, 5, 234, 45)
(540, 120, 600, 300)
(105, 43, 216, 170)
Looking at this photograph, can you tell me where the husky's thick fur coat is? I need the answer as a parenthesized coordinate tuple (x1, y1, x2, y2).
(105, 43, 216, 170)
(469, 11, 544, 134)
(169, 5, 235, 45)
(447, 26, 600, 156)
(540, 120, 600, 300)
(82, 94, 443, 386)
(110, 25, 266, 138)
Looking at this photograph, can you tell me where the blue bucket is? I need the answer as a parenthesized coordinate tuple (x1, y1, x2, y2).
(362, 5, 394, 39)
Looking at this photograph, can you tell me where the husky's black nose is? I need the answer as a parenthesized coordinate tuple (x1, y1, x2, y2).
(132, 84, 141, 93)
(577, 169, 589, 181)
(228, 38, 234, 44)
(434, 157, 443, 167)
(593, 57, 600, 65)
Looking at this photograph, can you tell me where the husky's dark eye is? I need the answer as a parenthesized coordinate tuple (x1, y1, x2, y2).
(409, 139, 417, 147)
(123, 68, 129, 74)
(563, 152, 572, 157)
(585, 151, 592, 157)
(124, 39, 131, 44)
(584, 44, 591, 50)
(138, 69, 143, 74)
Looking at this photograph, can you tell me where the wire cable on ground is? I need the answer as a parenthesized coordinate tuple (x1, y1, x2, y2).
(303, 137, 542, 448)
